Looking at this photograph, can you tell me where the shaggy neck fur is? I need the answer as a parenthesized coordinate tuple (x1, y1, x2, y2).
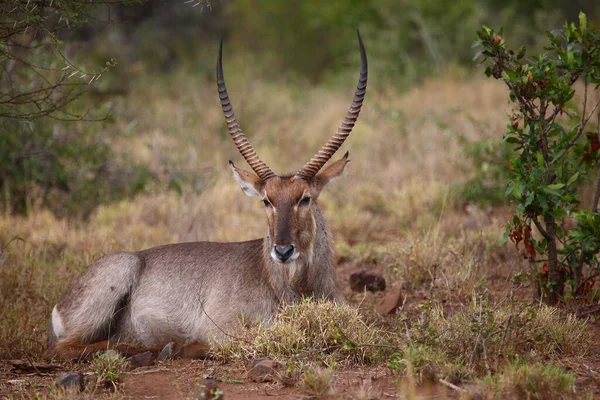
(263, 203, 339, 304)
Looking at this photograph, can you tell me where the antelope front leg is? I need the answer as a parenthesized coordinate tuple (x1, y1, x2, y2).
(43, 339, 157, 361)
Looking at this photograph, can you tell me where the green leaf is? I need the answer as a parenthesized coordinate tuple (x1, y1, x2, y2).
(537, 195, 549, 211)
(512, 181, 523, 199)
(473, 49, 484, 62)
(567, 50, 574, 66)
(564, 89, 575, 103)
(566, 172, 580, 186)
(503, 70, 519, 82)
(525, 192, 535, 206)
(505, 182, 514, 198)
(542, 187, 561, 196)
(579, 12, 587, 33)
(504, 136, 521, 144)
(545, 183, 565, 190)
(536, 152, 544, 168)
(570, 230, 585, 239)
(499, 224, 510, 246)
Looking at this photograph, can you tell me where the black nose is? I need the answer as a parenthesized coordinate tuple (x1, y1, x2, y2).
(274, 245, 295, 262)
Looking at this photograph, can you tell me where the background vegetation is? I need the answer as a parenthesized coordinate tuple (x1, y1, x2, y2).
(1, 0, 599, 398)
(1, 0, 598, 218)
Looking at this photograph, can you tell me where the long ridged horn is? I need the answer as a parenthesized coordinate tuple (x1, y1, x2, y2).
(296, 29, 367, 181)
(217, 39, 275, 181)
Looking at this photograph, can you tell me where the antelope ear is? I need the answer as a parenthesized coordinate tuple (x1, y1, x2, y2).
(230, 161, 264, 197)
(310, 152, 350, 198)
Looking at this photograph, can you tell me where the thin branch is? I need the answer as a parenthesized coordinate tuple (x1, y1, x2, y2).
(581, 80, 589, 135)
(0, 81, 80, 104)
(558, 99, 600, 162)
(593, 113, 600, 213)
(576, 305, 600, 318)
(575, 272, 600, 294)
(532, 217, 551, 240)
(439, 379, 464, 392)
(539, 100, 551, 165)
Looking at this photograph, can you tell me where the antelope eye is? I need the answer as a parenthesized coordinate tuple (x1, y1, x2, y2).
(299, 197, 311, 207)
(262, 199, 273, 208)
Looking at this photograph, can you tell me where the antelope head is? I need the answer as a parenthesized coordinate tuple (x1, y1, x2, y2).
(217, 30, 367, 264)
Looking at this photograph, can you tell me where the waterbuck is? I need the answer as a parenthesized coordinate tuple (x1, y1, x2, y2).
(44, 30, 367, 361)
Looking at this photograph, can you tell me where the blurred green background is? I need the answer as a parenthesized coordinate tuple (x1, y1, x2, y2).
(1, 0, 598, 218)
(95, 0, 599, 85)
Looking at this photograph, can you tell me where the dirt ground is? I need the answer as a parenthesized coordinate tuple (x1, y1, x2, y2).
(2, 358, 452, 399)
(2, 345, 465, 399)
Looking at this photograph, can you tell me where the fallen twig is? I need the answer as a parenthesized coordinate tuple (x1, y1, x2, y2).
(439, 378, 464, 392)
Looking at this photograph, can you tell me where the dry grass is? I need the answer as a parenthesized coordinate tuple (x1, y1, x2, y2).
(214, 300, 394, 365)
(1, 67, 598, 397)
(410, 300, 594, 377)
(465, 362, 580, 400)
(299, 367, 336, 399)
(213, 294, 594, 390)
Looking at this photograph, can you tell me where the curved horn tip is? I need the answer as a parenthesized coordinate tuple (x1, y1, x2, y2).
(356, 29, 363, 45)
(217, 39, 224, 77)
(356, 30, 367, 67)
(343, 151, 349, 159)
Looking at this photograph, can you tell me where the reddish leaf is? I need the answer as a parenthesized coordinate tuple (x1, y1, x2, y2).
(523, 226, 536, 260)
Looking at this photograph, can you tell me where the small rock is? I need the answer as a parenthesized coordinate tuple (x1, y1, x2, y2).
(55, 372, 84, 392)
(194, 379, 224, 400)
(247, 358, 283, 382)
(128, 351, 155, 368)
(349, 269, 386, 292)
(376, 287, 404, 315)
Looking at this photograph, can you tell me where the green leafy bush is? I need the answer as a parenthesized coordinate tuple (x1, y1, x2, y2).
(0, 118, 151, 218)
(0, 1, 152, 218)
(475, 13, 600, 304)
(457, 137, 513, 207)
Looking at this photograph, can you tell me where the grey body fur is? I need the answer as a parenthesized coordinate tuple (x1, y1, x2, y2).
(48, 204, 339, 348)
